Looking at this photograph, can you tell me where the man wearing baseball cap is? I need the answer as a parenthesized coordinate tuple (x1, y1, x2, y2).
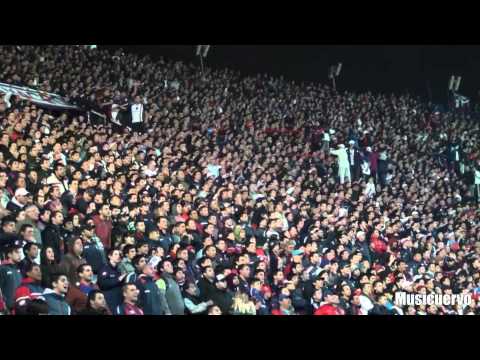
(6, 188, 30, 215)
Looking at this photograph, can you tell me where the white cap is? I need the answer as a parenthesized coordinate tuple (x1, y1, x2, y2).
(338, 144, 345, 149)
(366, 147, 372, 152)
(15, 188, 30, 197)
(348, 140, 355, 145)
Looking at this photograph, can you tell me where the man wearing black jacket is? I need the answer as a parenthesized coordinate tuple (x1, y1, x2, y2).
(81, 224, 106, 276)
(41, 211, 65, 259)
(0, 244, 23, 312)
(197, 265, 216, 302)
(0, 217, 18, 252)
(210, 274, 233, 315)
(97, 249, 127, 312)
(237, 264, 251, 295)
(18, 242, 40, 275)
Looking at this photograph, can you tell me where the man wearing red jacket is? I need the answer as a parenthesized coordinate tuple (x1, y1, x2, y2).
(314, 289, 345, 316)
(92, 204, 113, 250)
(14, 263, 45, 308)
(370, 230, 388, 254)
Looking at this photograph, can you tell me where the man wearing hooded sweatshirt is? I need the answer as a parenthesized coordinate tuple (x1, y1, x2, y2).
(330, 144, 351, 184)
(43, 273, 71, 315)
(59, 237, 86, 285)
(0, 244, 23, 312)
(156, 259, 184, 315)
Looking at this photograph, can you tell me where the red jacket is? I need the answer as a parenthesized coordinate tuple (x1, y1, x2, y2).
(0, 293, 5, 313)
(370, 234, 388, 254)
(314, 304, 345, 315)
(14, 278, 44, 303)
(92, 215, 113, 249)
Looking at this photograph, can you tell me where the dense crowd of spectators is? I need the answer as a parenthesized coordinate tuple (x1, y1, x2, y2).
(0, 45, 479, 315)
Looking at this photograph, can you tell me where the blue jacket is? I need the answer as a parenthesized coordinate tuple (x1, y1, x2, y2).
(83, 238, 106, 274)
(97, 262, 124, 311)
(43, 290, 71, 315)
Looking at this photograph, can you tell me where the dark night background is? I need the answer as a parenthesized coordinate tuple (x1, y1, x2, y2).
(101, 45, 480, 105)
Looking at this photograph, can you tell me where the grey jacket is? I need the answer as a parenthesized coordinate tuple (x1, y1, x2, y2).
(156, 273, 184, 315)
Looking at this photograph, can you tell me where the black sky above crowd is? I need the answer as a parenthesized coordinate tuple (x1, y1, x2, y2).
(101, 45, 480, 104)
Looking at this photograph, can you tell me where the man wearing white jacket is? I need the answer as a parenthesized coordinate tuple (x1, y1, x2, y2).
(475, 163, 480, 202)
(330, 144, 351, 184)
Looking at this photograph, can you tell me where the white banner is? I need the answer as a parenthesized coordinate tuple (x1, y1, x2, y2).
(0, 82, 79, 110)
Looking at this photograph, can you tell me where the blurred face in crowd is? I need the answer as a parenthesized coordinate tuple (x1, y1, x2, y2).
(109, 250, 121, 265)
(53, 275, 69, 295)
(91, 292, 107, 310)
(123, 284, 139, 303)
(28, 265, 43, 282)
(79, 265, 93, 283)
(45, 247, 55, 262)
(208, 305, 222, 315)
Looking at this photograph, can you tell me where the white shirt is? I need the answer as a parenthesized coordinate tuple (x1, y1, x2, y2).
(365, 182, 376, 198)
(359, 295, 374, 315)
(475, 169, 480, 185)
(131, 103, 144, 123)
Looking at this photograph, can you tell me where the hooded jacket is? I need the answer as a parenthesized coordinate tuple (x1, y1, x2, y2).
(0, 261, 22, 310)
(43, 289, 72, 315)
